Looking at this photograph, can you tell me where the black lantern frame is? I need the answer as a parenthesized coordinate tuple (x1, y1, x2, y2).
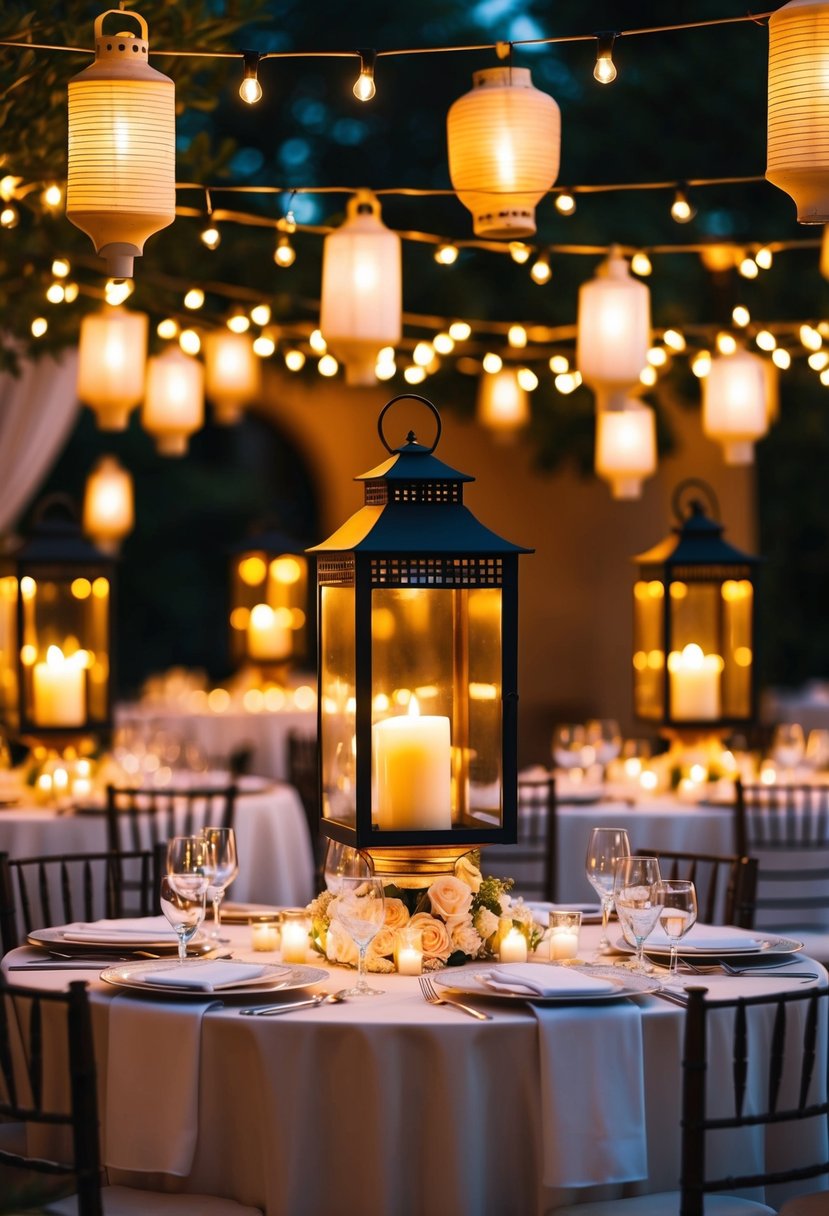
(632, 480, 760, 733)
(228, 523, 311, 675)
(310, 396, 531, 865)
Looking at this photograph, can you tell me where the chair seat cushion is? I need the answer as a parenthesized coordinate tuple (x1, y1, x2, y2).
(46, 1185, 263, 1215)
(552, 1191, 776, 1216)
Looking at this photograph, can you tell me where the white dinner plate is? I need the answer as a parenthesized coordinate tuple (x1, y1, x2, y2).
(100, 959, 328, 997)
(27, 925, 214, 957)
(434, 963, 660, 1003)
(615, 933, 804, 960)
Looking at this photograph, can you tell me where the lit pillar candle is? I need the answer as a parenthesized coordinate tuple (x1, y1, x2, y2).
(32, 646, 85, 727)
(372, 696, 451, 830)
(499, 926, 528, 963)
(280, 911, 309, 963)
(669, 643, 721, 721)
(247, 603, 290, 661)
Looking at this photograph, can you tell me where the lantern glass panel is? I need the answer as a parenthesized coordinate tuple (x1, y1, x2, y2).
(231, 549, 308, 664)
(721, 579, 753, 717)
(320, 584, 356, 828)
(632, 579, 664, 720)
(0, 576, 18, 725)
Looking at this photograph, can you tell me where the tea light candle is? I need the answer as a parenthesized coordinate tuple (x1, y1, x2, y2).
(280, 912, 309, 963)
(549, 929, 580, 960)
(499, 927, 528, 963)
(251, 921, 279, 952)
(394, 925, 423, 975)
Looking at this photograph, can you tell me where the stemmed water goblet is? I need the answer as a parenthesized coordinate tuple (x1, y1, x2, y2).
(331, 875, 386, 996)
(162, 834, 215, 962)
(585, 827, 631, 957)
(201, 826, 239, 944)
(613, 855, 664, 974)
(655, 879, 698, 977)
(552, 724, 594, 774)
(160, 875, 207, 963)
(585, 719, 622, 779)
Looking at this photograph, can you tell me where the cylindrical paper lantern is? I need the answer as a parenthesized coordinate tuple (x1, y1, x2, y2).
(319, 191, 401, 387)
(595, 403, 656, 500)
(204, 330, 261, 425)
(476, 368, 529, 439)
(767, 0, 829, 222)
(142, 348, 204, 457)
(447, 67, 560, 239)
(576, 249, 651, 401)
(77, 308, 148, 430)
(702, 349, 768, 465)
(82, 455, 134, 553)
(67, 9, 176, 277)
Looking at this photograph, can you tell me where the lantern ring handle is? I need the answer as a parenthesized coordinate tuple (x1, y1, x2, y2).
(95, 9, 148, 42)
(671, 477, 720, 523)
(377, 395, 442, 455)
(31, 493, 80, 527)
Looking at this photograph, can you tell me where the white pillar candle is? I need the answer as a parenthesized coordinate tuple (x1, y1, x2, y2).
(32, 646, 85, 727)
(248, 603, 290, 661)
(499, 927, 528, 963)
(251, 921, 280, 952)
(280, 916, 309, 963)
(373, 696, 451, 830)
(669, 643, 721, 721)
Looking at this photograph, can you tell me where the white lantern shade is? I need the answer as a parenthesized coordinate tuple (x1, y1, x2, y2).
(67, 9, 176, 277)
(77, 308, 148, 429)
(576, 250, 651, 398)
(767, 0, 829, 222)
(204, 330, 261, 425)
(319, 192, 401, 386)
(82, 455, 134, 553)
(447, 67, 560, 239)
(142, 348, 204, 456)
(595, 404, 657, 499)
(702, 350, 769, 465)
(476, 368, 529, 438)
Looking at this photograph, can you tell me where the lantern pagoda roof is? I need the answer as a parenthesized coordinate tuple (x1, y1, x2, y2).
(10, 496, 113, 566)
(634, 497, 759, 569)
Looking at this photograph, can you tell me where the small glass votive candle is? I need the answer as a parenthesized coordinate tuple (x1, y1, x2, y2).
(549, 910, 582, 961)
(394, 924, 423, 975)
(250, 915, 280, 952)
(280, 909, 310, 963)
(499, 917, 529, 963)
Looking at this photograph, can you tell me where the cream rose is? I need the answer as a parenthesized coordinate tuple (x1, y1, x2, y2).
(428, 875, 473, 921)
(474, 906, 499, 942)
(454, 853, 483, 893)
(383, 898, 410, 931)
(325, 919, 359, 967)
(409, 912, 452, 961)
(451, 919, 483, 958)
(366, 925, 396, 959)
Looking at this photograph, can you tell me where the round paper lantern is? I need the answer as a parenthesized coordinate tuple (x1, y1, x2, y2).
(82, 455, 134, 553)
(77, 308, 148, 430)
(67, 8, 176, 277)
(447, 67, 560, 239)
(142, 348, 204, 457)
(476, 367, 529, 438)
(204, 330, 261, 425)
(595, 403, 657, 500)
(767, 0, 829, 222)
(576, 249, 651, 402)
(319, 191, 402, 387)
(702, 349, 768, 465)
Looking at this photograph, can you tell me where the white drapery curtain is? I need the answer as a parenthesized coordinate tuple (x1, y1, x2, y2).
(0, 349, 80, 535)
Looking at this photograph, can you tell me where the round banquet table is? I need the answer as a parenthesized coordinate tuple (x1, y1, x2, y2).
(3, 923, 827, 1216)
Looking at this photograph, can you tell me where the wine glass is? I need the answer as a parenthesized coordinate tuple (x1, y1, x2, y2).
(613, 855, 664, 974)
(552, 724, 594, 777)
(323, 840, 374, 890)
(585, 827, 631, 957)
(656, 879, 698, 977)
(202, 826, 239, 943)
(585, 719, 622, 778)
(770, 723, 805, 780)
(805, 729, 829, 773)
(331, 875, 386, 996)
(160, 874, 207, 963)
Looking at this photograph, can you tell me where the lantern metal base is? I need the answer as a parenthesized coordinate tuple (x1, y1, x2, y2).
(364, 843, 480, 888)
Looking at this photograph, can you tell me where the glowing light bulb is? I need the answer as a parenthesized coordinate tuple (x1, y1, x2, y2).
(739, 256, 759, 279)
(482, 352, 503, 373)
(755, 330, 776, 351)
(353, 50, 377, 101)
(253, 335, 276, 357)
(517, 367, 538, 391)
(0, 204, 19, 228)
(640, 365, 657, 386)
(318, 353, 338, 376)
(64, 282, 79, 303)
(227, 313, 250, 334)
(508, 325, 527, 348)
(716, 332, 737, 355)
(691, 351, 712, 377)
(555, 191, 576, 215)
(309, 329, 327, 354)
(434, 243, 459, 265)
(240, 51, 263, 104)
(433, 332, 454, 355)
(404, 365, 426, 384)
(508, 242, 531, 265)
(201, 224, 221, 250)
(0, 176, 20, 202)
(732, 306, 751, 328)
(105, 279, 133, 305)
(530, 255, 552, 284)
(555, 372, 580, 394)
(808, 351, 828, 370)
(51, 258, 70, 278)
(549, 355, 569, 374)
(250, 304, 271, 327)
(647, 346, 668, 367)
(671, 188, 695, 223)
(375, 358, 396, 381)
(46, 283, 65, 304)
(157, 318, 178, 340)
(42, 183, 63, 209)
(755, 246, 773, 270)
(800, 324, 822, 351)
(413, 342, 434, 366)
(284, 349, 305, 371)
(449, 321, 471, 341)
(31, 317, 48, 338)
(179, 328, 201, 355)
(184, 288, 205, 310)
(631, 251, 652, 276)
(274, 236, 296, 267)
(663, 329, 686, 351)
(593, 33, 617, 84)
(772, 348, 790, 369)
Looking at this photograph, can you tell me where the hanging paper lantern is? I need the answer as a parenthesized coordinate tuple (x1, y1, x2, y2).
(476, 367, 529, 438)
(767, 0, 829, 222)
(447, 66, 560, 239)
(595, 402, 657, 500)
(77, 308, 148, 430)
(66, 8, 176, 277)
(142, 348, 204, 456)
(702, 349, 768, 465)
(576, 248, 651, 403)
(319, 191, 402, 387)
(204, 330, 261, 425)
(82, 455, 134, 553)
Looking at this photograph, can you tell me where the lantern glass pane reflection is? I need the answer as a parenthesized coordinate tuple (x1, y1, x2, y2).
(321, 584, 356, 828)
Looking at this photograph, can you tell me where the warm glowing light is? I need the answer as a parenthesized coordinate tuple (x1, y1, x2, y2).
(449, 321, 471, 341)
(157, 318, 178, 339)
(639, 366, 657, 387)
(732, 306, 751, 328)
(184, 288, 205, 310)
(773, 347, 791, 369)
(46, 283, 65, 304)
(647, 346, 668, 367)
(555, 372, 579, 394)
(517, 367, 538, 391)
(716, 332, 737, 355)
(739, 257, 759, 279)
(482, 352, 503, 374)
(508, 324, 527, 348)
(52, 258, 70, 278)
(508, 241, 532, 264)
(593, 33, 617, 84)
(200, 224, 221, 250)
(413, 342, 434, 366)
(434, 243, 459, 265)
(530, 255, 552, 284)
(64, 282, 79, 302)
(433, 333, 454, 355)
(43, 183, 63, 209)
(318, 353, 338, 376)
(284, 349, 306, 371)
(404, 365, 426, 384)
(0, 204, 19, 228)
(31, 317, 48, 338)
(800, 324, 822, 350)
(555, 191, 576, 214)
(228, 313, 250, 334)
(82, 454, 134, 552)
(353, 50, 377, 101)
(179, 328, 201, 355)
(630, 251, 652, 276)
(239, 556, 267, 586)
(104, 279, 133, 306)
(670, 188, 695, 223)
(253, 335, 276, 357)
(271, 556, 302, 585)
(755, 246, 773, 269)
(577, 247, 651, 399)
(549, 354, 569, 374)
(756, 330, 777, 351)
(309, 328, 327, 354)
(692, 350, 712, 377)
(239, 51, 263, 104)
(274, 235, 296, 267)
(662, 329, 685, 351)
(248, 306, 269, 329)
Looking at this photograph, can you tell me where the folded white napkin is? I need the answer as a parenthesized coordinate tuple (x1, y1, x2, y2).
(141, 961, 272, 991)
(62, 916, 177, 943)
(654, 922, 762, 952)
(483, 963, 615, 997)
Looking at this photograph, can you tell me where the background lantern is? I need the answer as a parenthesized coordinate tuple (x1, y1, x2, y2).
(77, 308, 148, 430)
(632, 480, 759, 733)
(310, 394, 532, 878)
(595, 401, 657, 500)
(228, 525, 310, 677)
(204, 330, 261, 425)
(0, 496, 115, 747)
(447, 66, 560, 239)
(82, 455, 134, 554)
(142, 347, 204, 456)
(476, 366, 529, 438)
(66, 8, 176, 278)
(319, 191, 401, 387)
(767, 0, 829, 222)
(576, 248, 651, 405)
(702, 348, 768, 465)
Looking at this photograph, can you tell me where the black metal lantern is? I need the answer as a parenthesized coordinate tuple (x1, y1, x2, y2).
(632, 480, 759, 733)
(310, 395, 532, 879)
(228, 524, 310, 676)
(0, 495, 115, 747)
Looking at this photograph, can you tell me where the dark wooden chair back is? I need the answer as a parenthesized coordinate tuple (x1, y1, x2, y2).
(637, 846, 758, 929)
(486, 775, 557, 901)
(105, 783, 237, 853)
(0, 847, 165, 953)
(287, 731, 322, 888)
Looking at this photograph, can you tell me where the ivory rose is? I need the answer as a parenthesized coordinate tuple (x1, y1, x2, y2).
(367, 926, 396, 959)
(325, 919, 359, 966)
(451, 919, 483, 958)
(455, 853, 483, 893)
(428, 875, 473, 921)
(409, 912, 452, 961)
(383, 898, 410, 931)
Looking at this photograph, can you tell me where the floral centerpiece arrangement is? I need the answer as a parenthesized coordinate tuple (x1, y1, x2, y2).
(308, 853, 542, 973)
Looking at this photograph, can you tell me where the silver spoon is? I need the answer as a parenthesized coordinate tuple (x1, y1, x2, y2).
(239, 991, 347, 1016)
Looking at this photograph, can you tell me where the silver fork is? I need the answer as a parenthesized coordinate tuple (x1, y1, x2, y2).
(417, 975, 491, 1021)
